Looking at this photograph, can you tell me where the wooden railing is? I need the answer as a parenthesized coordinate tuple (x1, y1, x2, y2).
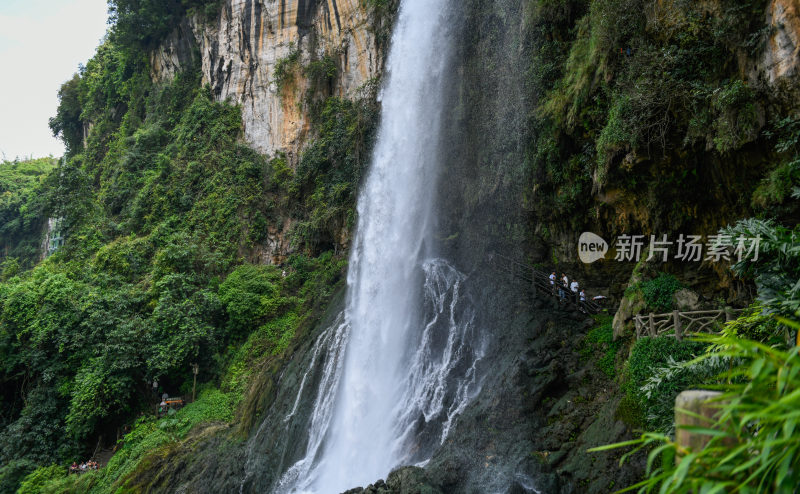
(634, 307, 744, 340)
(489, 252, 603, 314)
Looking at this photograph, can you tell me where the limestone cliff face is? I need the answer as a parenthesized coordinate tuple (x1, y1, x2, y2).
(149, 0, 387, 263)
(151, 0, 384, 158)
(758, 0, 800, 85)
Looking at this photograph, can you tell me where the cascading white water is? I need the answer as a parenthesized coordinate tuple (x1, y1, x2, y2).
(272, 313, 351, 492)
(273, 0, 484, 492)
(275, 259, 484, 493)
(392, 259, 484, 453)
(310, 0, 454, 486)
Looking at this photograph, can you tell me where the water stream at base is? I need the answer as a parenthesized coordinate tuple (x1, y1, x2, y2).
(268, 0, 485, 491)
(275, 260, 484, 494)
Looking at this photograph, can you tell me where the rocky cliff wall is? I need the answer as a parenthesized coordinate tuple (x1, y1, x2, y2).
(147, 0, 391, 264)
(110, 1, 800, 492)
(151, 0, 384, 159)
(518, 0, 800, 340)
(759, 0, 800, 85)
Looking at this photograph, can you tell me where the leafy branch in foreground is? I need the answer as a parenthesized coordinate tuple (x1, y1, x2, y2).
(591, 324, 800, 493)
(722, 218, 800, 320)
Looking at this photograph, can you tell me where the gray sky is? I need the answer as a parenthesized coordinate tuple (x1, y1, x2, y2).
(0, 0, 109, 161)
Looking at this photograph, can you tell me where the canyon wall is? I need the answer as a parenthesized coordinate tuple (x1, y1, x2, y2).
(151, 0, 385, 158)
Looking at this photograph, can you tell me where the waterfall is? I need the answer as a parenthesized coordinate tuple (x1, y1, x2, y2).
(273, 0, 484, 491)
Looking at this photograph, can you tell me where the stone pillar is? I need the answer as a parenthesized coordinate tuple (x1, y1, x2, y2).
(674, 310, 682, 340)
(675, 390, 724, 455)
(725, 306, 734, 322)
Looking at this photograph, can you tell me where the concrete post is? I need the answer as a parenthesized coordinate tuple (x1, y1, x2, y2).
(192, 363, 199, 403)
(673, 310, 682, 340)
(675, 390, 724, 456)
(724, 306, 734, 322)
(649, 313, 656, 337)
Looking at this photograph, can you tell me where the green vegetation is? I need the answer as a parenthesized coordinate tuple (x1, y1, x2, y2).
(360, 0, 391, 8)
(754, 116, 800, 211)
(638, 273, 682, 313)
(359, 0, 400, 52)
(525, 0, 778, 229)
(289, 94, 380, 249)
(724, 302, 783, 345)
(723, 218, 800, 319)
(108, 0, 221, 51)
(218, 251, 348, 401)
(273, 46, 301, 95)
(580, 315, 622, 378)
(305, 54, 339, 91)
(0, 1, 376, 492)
(623, 336, 709, 432)
(597, 324, 800, 493)
(19, 386, 237, 494)
(598, 218, 800, 492)
(16, 465, 66, 494)
(0, 158, 57, 269)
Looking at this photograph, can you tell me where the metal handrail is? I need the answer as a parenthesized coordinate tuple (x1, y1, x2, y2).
(489, 252, 603, 314)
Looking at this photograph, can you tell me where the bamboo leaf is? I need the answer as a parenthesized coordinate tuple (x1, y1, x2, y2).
(588, 438, 645, 452)
(677, 425, 732, 439)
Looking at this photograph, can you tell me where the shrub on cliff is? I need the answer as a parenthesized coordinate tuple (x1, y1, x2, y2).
(580, 315, 622, 378)
(595, 327, 800, 493)
(109, 0, 222, 51)
(624, 336, 708, 431)
(599, 217, 800, 492)
(290, 95, 380, 249)
(639, 273, 682, 313)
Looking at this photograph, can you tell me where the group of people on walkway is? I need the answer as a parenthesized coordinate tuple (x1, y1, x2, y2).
(157, 392, 185, 416)
(550, 271, 586, 304)
(152, 381, 182, 415)
(69, 460, 98, 474)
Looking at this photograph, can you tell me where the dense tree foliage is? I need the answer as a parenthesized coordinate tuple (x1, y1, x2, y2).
(1, 1, 379, 490)
(108, 0, 221, 50)
(598, 219, 800, 492)
(524, 0, 794, 233)
(0, 158, 56, 270)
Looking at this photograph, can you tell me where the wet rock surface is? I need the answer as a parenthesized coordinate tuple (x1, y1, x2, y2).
(347, 276, 644, 494)
(342, 467, 443, 494)
(123, 0, 652, 491)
